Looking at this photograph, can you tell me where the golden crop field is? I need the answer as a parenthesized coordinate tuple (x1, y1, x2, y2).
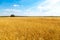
(0, 17, 60, 40)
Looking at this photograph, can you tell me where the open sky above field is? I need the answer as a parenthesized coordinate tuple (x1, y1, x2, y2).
(0, 0, 60, 16)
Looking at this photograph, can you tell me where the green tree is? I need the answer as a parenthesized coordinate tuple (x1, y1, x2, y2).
(10, 14, 15, 17)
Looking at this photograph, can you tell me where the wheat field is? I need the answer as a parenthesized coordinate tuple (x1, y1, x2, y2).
(0, 17, 60, 40)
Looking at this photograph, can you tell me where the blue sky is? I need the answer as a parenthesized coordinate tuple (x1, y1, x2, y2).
(0, 0, 60, 16)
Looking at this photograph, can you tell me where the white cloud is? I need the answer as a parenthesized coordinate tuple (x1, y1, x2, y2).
(1, 9, 22, 16)
(13, 4, 20, 7)
(5, 9, 21, 13)
(24, 0, 60, 16)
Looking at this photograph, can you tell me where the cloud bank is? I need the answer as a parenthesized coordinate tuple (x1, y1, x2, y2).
(24, 0, 60, 16)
